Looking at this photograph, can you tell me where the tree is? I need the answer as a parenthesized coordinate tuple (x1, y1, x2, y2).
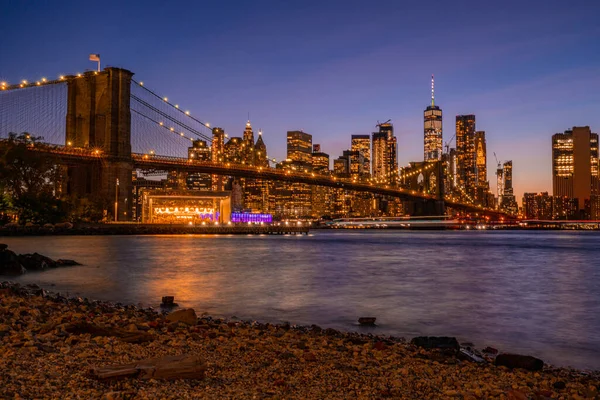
(0, 133, 71, 224)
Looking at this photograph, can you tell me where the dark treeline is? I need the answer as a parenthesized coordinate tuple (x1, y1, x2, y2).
(0, 133, 106, 225)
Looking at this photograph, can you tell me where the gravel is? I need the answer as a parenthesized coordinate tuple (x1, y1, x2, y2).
(0, 282, 598, 399)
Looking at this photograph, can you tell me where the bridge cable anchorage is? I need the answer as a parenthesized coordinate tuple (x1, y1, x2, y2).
(130, 94, 212, 142)
(131, 109, 196, 142)
(131, 79, 212, 131)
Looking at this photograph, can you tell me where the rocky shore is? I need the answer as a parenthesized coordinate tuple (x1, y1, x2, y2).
(0, 283, 598, 399)
(0, 244, 80, 275)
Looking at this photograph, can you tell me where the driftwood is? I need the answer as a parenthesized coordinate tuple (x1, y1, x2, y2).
(64, 322, 153, 343)
(91, 354, 206, 380)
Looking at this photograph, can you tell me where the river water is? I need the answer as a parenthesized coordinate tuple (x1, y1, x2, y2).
(1, 231, 599, 370)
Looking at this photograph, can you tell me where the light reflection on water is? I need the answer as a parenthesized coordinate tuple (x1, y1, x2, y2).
(2, 231, 599, 370)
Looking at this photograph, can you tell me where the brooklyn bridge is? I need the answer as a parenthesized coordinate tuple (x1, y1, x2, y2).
(0, 67, 512, 221)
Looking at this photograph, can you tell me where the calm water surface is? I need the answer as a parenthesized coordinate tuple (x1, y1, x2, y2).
(1, 231, 599, 370)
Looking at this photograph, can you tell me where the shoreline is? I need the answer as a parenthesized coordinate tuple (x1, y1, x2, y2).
(0, 224, 310, 237)
(0, 282, 598, 399)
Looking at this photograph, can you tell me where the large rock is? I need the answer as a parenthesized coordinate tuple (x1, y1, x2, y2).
(0, 247, 26, 275)
(411, 336, 460, 350)
(166, 308, 198, 326)
(495, 353, 544, 371)
(17, 253, 57, 271)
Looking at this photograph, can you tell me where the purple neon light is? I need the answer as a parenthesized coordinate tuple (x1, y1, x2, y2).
(231, 212, 273, 223)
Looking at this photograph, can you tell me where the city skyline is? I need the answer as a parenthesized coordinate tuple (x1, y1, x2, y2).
(1, 1, 599, 202)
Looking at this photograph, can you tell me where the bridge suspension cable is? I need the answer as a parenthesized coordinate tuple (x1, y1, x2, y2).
(131, 109, 196, 143)
(131, 79, 212, 132)
(130, 94, 212, 142)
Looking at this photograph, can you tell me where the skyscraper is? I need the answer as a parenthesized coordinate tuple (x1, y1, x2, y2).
(311, 148, 333, 217)
(372, 122, 398, 184)
(552, 126, 599, 218)
(254, 130, 268, 167)
(475, 131, 489, 205)
(500, 161, 517, 214)
(351, 134, 371, 175)
(311, 147, 330, 173)
(455, 115, 476, 201)
(287, 131, 312, 163)
(211, 127, 225, 191)
(242, 120, 255, 165)
(274, 130, 313, 218)
(424, 75, 443, 162)
(245, 129, 270, 212)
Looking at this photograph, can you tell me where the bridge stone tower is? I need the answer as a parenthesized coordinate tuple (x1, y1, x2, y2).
(64, 67, 133, 221)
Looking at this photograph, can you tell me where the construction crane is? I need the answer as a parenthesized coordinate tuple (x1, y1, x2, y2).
(444, 133, 456, 154)
(376, 119, 391, 127)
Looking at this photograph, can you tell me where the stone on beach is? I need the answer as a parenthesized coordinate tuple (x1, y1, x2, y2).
(0, 246, 27, 275)
(166, 308, 198, 325)
(358, 317, 376, 325)
(495, 353, 544, 371)
(0, 244, 79, 275)
(0, 282, 598, 399)
(411, 336, 460, 350)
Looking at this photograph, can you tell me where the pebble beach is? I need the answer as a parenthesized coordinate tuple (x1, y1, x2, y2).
(0, 283, 599, 400)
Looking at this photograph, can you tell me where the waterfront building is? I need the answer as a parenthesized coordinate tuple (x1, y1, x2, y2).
(351, 134, 371, 175)
(455, 115, 476, 202)
(187, 139, 212, 190)
(424, 75, 443, 162)
(372, 122, 398, 184)
(522, 192, 553, 220)
(552, 126, 600, 219)
(552, 196, 579, 220)
(140, 189, 231, 224)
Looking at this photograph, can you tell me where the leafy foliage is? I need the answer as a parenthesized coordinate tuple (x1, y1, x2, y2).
(0, 133, 71, 224)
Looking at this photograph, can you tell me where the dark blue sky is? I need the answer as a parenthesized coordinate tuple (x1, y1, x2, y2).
(1, 0, 599, 200)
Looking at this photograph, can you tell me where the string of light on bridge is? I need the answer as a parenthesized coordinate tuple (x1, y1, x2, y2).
(132, 79, 212, 133)
(130, 109, 197, 144)
(0, 71, 101, 91)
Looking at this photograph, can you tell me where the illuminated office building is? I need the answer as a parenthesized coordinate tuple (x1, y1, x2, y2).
(424, 75, 443, 162)
(475, 131, 490, 205)
(187, 139, 211, 190)
(372, 122, 398, 184)
(552, 126, 599, 218)
(211, 127, 225, 191)
(351, 134, 371, 175)
(455, 115, 476, 201)
(242, 120, 255, 165)
(287, 131, 313, 163)
(522, 192, 553, 220)
(245, 129, 271, 212)
(500, 161, 517, 214)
